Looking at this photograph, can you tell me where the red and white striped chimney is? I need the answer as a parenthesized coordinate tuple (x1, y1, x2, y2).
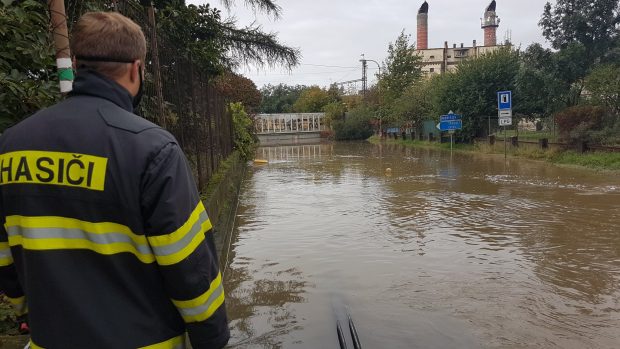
(481, 0, 500, 46)
(417, 1, 429, 50)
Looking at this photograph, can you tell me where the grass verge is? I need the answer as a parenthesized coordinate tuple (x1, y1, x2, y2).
(369, 136, 620, 172)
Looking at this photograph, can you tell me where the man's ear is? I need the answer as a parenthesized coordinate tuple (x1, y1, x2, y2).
(71, 57, 77, 70)
(130, 60, 142, 83)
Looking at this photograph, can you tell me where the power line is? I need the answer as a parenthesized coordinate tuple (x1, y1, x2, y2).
(301, 63, 359, 69)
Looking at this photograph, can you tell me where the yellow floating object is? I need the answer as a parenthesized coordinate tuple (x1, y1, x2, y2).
(254, 159, 269, 164)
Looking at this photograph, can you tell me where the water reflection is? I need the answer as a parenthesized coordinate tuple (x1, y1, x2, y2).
(224, 142, 620, 349)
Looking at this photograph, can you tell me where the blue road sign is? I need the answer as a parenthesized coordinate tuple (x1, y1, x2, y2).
(440, 113, 462, 122)
(498, 91, 512, 110)
(437, 119, 462, 131)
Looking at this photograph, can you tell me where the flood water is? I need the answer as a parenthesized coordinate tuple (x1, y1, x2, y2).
(222, 142, 620, 349)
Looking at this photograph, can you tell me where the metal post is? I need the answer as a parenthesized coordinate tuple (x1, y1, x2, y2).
(488, 115, 491, 137)
(48, 0, 73, 93)
(450, 132, 453, 154)
(504, 126, 507, 160)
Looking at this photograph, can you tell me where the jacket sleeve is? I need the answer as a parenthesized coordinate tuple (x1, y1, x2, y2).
(140, 142, 230, 349)
(0, 200, 28, 318)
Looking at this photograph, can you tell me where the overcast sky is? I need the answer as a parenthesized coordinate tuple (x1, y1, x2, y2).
(190, 0, 556, 88)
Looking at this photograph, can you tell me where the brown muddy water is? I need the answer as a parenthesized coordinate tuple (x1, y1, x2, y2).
(222, 142, 620, 349)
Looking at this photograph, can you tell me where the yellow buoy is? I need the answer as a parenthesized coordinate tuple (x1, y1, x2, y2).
(254, 159, 269, 164)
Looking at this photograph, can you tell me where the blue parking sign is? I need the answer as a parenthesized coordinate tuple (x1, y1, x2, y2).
(498, 91, 512, 110)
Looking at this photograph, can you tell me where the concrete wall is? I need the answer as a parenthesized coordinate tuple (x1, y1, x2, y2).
(257, 132, 323, 146)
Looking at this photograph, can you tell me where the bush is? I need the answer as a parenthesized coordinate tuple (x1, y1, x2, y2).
(0, 0, 59, 130)
(554, 105, 606, 144)
(229, 102, 257, 160)
(332, 107, 374, 141)
(587, 118, 620, 146)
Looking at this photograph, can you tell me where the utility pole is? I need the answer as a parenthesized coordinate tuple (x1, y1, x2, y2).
(359, 56, 382, 136)
(48, 0, 73, 93)
(361, 57, 367, 98)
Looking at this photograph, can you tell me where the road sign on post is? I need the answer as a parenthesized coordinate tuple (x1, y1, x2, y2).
(436, 111, 462, 154)
(498, 91, 512, 110)
(436, 120, 462, 131)
(497, 91, 513, 128)
(499, 118, 512, 126)
(437, 112, 463, 131)
(497, 91, 513, 160)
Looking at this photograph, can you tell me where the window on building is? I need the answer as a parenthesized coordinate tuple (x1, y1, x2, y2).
(430, 55, 435, 59)
(430, 68, 435, 73)
(447, 55, 451, 58)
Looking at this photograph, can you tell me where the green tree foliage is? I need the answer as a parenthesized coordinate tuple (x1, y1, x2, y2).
(540, 0, 620, 64)
(156, 4, 226, 76)
(229, 102, 257, 160)
(388, 78, 434, 128)
(0, 0, 59, 129)
(332, 107, 374, 141)
(584, 64, 620, 115)
(432, 48, 520, 141)
(215, 71, 262, 114)
(379, 31, 423, 104)
(156, 1, 299, 72)
(322, 101, 346, 128)
(259, 84, 306, 113)
(515, 43, 567, 117)
(292, 86, 331, 112)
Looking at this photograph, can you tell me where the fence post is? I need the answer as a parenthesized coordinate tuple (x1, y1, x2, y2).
(205, 85, 215, 174)
(188, 57, 205, 190)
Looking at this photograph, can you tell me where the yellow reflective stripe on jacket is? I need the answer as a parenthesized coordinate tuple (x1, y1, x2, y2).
(172, 272, 225, 323)
(139, 333, 186, 349)
(29, 341, 43, 349)
(7, 295, 28, 316)
(31, 334, 185, 349)
(4, 216, 155, 264)
(0, 241, 12, 266)
(147, 201, 212, 266)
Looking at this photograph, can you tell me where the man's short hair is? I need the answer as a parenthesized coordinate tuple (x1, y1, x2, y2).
(71, 12, 147, 79)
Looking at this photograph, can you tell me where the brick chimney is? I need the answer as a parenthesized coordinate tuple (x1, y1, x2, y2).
(417, 1, 429, 50)
(481, 0, 500, 46)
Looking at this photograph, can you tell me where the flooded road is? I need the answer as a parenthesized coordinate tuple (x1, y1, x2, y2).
(222, 142, 620, 349)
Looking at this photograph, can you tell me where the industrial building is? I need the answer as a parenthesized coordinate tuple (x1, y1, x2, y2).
(415, 0, 505, 75)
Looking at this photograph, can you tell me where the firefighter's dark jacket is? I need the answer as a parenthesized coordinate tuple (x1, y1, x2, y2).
(0, 70, 230, 348)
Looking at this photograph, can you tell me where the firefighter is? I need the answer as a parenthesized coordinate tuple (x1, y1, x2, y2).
(0, 11, 229, 348)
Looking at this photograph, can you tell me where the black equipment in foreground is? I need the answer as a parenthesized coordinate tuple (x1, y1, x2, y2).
(337, 313, 362, 349)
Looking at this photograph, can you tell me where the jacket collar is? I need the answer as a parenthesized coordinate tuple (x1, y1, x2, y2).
(69, 69, 134, 112)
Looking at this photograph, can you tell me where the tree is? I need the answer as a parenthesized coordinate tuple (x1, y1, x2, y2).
(540, 0, 620, 64)
(0, 0, 59, 130)
(292, 86, 331, 112)
(259, 84, 306, 113)
(379, 31, 423, 102)
(155, 1, 299, 72)
(215, 71, 262, 114)
(585, 64, 620, 115)
(389, 78, 434, 127)
(433, 48, 520, 141)
(515, 43, 566, 118)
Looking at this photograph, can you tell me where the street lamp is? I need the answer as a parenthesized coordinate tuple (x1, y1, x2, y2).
(360, 55, 382, 136)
